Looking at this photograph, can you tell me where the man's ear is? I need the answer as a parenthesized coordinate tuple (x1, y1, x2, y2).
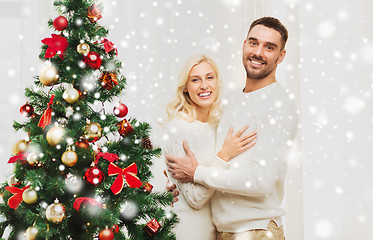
(277, 49, 286, 64)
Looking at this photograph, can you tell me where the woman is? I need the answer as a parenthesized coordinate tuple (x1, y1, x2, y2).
(162, 54, 256, 240)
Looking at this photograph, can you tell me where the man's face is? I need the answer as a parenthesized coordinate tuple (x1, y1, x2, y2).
(242, 24, 286, 80)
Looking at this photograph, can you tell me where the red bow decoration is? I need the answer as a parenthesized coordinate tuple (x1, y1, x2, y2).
(95, 152, 119, 164)
(38, 95, 55, 129)
(8, 152, 29, 164)
(5, 185, 30, 209)
(95, 38, 118, 55)
(108, 163, 142, 195)
(73, 197, 103, 211)
(41, 34, 68, 60)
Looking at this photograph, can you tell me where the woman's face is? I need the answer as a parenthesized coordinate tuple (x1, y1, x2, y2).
(185, 61, 219, 114)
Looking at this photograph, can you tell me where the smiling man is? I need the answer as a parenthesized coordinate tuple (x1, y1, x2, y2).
(166, 17, 299, 240)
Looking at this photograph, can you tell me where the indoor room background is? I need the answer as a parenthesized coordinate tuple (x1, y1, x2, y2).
(0, 0, 371, 239)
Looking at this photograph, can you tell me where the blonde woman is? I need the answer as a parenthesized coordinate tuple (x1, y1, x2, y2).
(162, 54, 256, 239)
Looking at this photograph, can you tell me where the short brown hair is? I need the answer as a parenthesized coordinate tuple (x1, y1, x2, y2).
(249, 17, 288, 49)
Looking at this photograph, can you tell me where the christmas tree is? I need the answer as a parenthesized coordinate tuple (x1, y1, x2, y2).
(0, 0, 177, 239)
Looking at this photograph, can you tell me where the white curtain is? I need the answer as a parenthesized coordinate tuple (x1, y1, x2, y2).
(1, 0, 372, 239)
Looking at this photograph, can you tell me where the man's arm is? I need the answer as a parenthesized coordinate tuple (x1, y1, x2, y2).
(163, 125, 215, 209)
(167, 106, 298, 197)
(166, 141, 198, 182)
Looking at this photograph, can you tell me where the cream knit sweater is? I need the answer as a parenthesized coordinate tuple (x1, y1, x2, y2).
(163, 117, 218, 240)
(194, 82, 299, 233)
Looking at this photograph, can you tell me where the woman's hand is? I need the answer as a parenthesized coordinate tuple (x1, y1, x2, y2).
(217, 125, 256, 162)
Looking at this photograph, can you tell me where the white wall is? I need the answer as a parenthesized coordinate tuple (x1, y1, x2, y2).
(1, 0, 372, 239)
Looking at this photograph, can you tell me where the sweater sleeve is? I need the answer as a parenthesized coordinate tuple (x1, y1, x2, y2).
(194, 102, 299, 197)
(163, 120, 215, 209)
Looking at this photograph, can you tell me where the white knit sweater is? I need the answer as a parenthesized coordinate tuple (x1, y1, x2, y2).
(194, 82, 299, 232)
(162, 117, 219, 240)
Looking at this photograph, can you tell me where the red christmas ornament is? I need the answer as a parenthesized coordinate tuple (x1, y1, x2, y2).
(75, 138, 89, 149)
(83, 51, 102, 69)
(98, 228, 114, 240)
(144, 218, 161, 236)
(20, 103, 34, 117)
(84, 166, 104, 186)
(41, 34, 68, 60)
(113, 103, 128, 118)
(53, 16, 68, 31)
(117, 119, 134, 136)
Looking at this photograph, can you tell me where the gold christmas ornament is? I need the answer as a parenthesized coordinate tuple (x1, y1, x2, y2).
(39, 65, 59, 86)
(25, 226, 38, 240)
(63, 87, 80, 104)
(77, 43, 90, 54)
(7, 174, 18, 187)
(46, 126, 65, 147)
(22, 188, 38, 204)
(46, 201, 66, 223)
(85, 122, 102, 142)
(27, 153, 39, 165)
(61, 150, 78, 167)
(12, 139, 29, 155)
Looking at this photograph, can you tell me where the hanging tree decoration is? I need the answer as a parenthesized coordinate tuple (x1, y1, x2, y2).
(20, 102, 34, 117)
(113, 102, 128, 118)
(95, 151, 119, 164)
(87, 3, 102, 23)
(46, 125, 65, 147)
(98, 228, 115, 240)
(117, 119, 134, 136)
(108, 163, 142, 195)
(39, 65, 59, 86)
(77, 42, 90, 55)
(5, 185, 30, 209)
(38, 94, 55, 129)
(83, 51, 102, 69)
(63, 86, 80, 104)
(53, 16, 68, 31)
(46, 199, 66, 224)
(41, 34, 68, 60)
(73, 197, 103, 211)
(99, 72, 118, 90)
(84, 164, 105, 186)
(95, 38, 118, 55)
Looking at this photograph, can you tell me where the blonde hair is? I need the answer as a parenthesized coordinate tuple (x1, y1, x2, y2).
(165, 54, 223, 126)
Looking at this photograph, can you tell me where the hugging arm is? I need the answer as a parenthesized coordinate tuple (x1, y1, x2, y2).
(166, 125, 257, 182)
(163, 127, 215, 209)
(194, 108, 298, 197)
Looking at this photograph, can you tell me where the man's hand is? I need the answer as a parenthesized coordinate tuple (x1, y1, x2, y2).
(165, 140, 198, 183)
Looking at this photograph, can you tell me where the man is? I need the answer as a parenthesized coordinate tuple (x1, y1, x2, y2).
(166, 17, 299, 240)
